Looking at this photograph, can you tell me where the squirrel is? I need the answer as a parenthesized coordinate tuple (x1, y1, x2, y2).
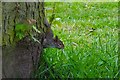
(43, 18, 64, 49)
(24, 18, 64, 49)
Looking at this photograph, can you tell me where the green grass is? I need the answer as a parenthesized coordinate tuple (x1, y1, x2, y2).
(36, 2, 118, 78)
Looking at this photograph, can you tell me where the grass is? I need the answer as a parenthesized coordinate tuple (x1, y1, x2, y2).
(35, 2, 118, 78)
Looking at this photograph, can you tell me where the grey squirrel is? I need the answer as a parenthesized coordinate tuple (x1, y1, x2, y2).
(26, 18, 64, 49)
(43, 18, 64, 49)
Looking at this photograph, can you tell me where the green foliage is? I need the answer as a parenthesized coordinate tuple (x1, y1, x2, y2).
(36, 2, 118, 78)
(15, 23, 41, 42)
(15, 23, 31, 39)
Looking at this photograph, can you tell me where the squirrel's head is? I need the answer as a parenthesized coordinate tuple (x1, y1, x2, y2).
(43, 35, 64, 49)
(53, 36, 64, 49)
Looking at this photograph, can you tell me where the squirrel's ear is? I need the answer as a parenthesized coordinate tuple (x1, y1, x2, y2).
(55, 36, 58, 39)
(54, 35, 58, 42)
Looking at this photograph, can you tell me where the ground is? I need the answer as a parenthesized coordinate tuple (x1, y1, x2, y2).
(38, 2, 118, 78)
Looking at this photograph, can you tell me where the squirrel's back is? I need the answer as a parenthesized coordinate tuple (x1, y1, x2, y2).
(43, 18, 64, 49)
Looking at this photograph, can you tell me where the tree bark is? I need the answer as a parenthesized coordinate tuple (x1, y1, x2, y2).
(2, 2, 47, 78)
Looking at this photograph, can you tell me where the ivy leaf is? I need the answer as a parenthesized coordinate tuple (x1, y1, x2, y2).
(16, 31, 24, 39)
(15, 23, 31, 32)
(15, 23, 32, 40)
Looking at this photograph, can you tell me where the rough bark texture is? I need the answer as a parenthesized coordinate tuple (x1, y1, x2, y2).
(2, 2, 46, 78)
(3, 36, 43, 78)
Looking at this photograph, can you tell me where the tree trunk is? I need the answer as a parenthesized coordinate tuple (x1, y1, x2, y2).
(2, 2, 47, 78)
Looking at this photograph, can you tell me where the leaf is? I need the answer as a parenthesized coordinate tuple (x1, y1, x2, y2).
(16, 31, 24, 39)
(15, 23, 31, 32)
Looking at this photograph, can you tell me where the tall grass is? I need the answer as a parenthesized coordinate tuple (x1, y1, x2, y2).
(36, 2, 118, 78)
